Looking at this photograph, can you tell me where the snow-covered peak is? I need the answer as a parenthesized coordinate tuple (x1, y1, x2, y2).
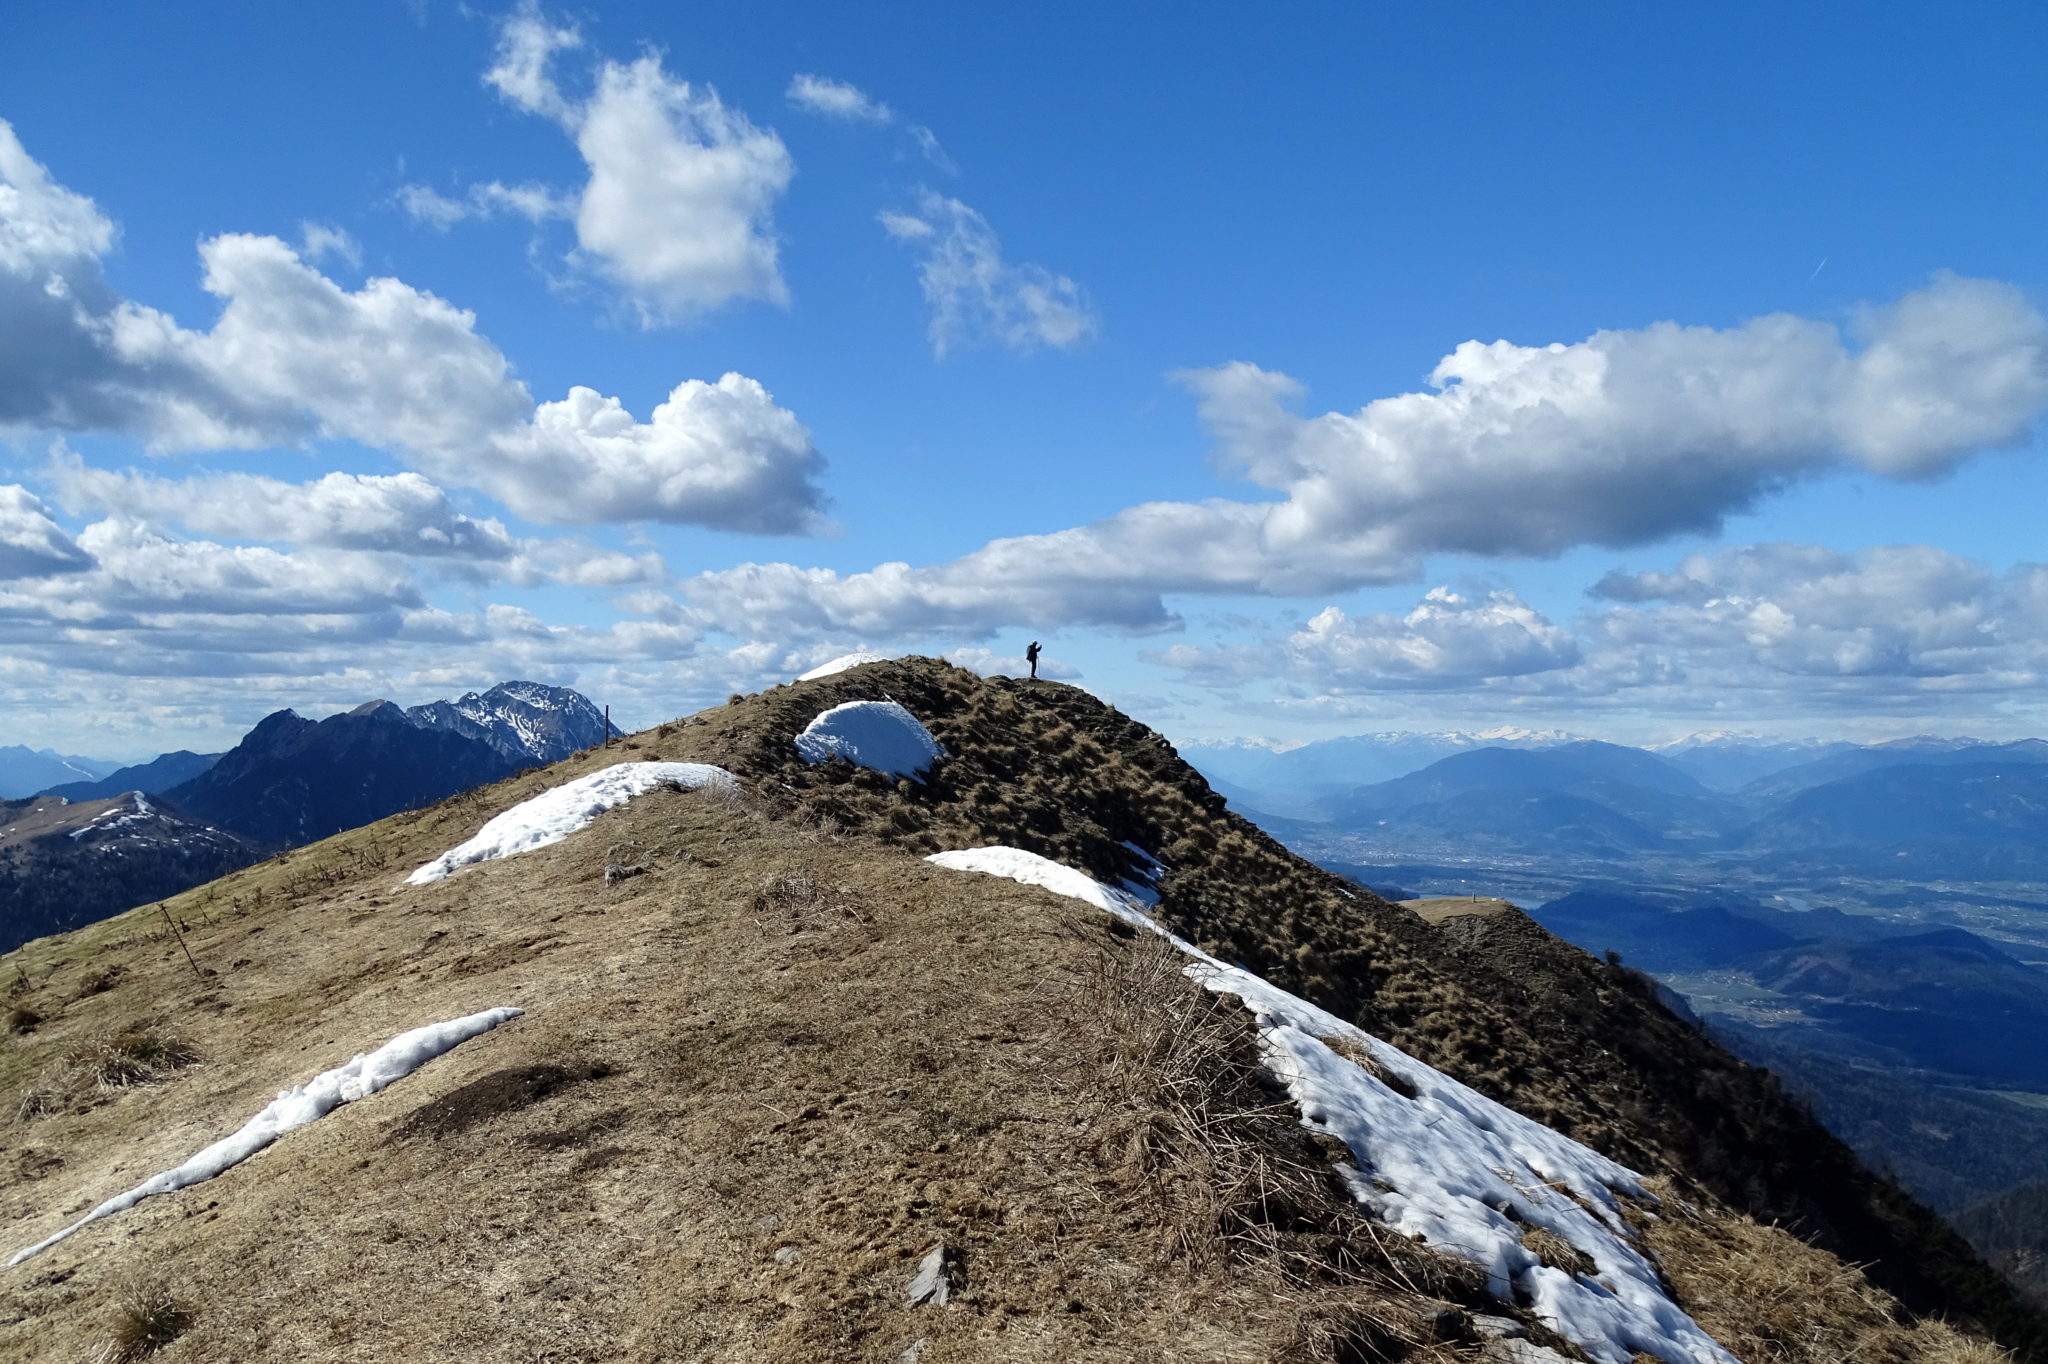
(480, 680, 574, 712)
(1649, 730, 1825, 752)
(793, 701, 946, 780)
(404, 681, 612, 766)
(1467, 725, 1576, 743)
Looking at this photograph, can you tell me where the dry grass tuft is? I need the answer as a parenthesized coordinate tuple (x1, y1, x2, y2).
(749, 863, 873, 935)
(1322, 1033, 1420, 1100)
(72, 965, 126, 1000)
(1640, 1181, 2012, 1364)
(95, 1279, 192, 1362)
(15, 1025, 198, 1121)
(1521, 1224, 1598, 1279)
(6, 1003, 41, 1034)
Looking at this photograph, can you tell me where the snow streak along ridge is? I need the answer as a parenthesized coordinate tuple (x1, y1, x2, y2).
(406, 761, 739, 884)
(9, 1007, 522, 1266)
(796, 651, 894, 681)
(924, 846, 1739, 1364)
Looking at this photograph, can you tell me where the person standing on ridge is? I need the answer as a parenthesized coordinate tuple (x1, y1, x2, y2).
(1026, 641, 1041, 679)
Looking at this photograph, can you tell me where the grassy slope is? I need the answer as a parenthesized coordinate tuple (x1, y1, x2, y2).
(0, 657, 2034, 1362)
(708, 660, 2043, 1357)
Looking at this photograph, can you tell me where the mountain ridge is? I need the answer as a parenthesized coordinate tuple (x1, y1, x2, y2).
(1, 658, 2037, 1362)
(162, 680, 617, 851)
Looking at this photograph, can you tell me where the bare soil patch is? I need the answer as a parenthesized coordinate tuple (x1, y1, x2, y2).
(387, 1061, 615, 1144)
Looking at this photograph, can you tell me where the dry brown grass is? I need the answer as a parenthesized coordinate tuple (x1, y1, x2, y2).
(94, 1278, 192, 1362)
(1640, 1179, 2012, 1364)
(1027, 931, 1486, 1362)
(0, 767, 1479, 1362)
(14, 1025, 198, 1121)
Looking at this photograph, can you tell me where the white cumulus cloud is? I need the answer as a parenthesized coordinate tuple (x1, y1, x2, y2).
(46, 455, 519, 561)
(1587, 543, 2018, 681)
(786, 74, 892, 124)
(0, 129, 828, 533)
(492, 373, 822, 531)
(667, 273, 2048, 642)
(1175, 272, 2048, 578)
(1150, 590, 1578, 692)
(396, 181, 573, 230)
(298, 222, 361, 268)
(1144, 544, 2048, 727)
(476, 2, 794, 325)
(0, 485, 92, 578)
(881, 191, 1096, 357)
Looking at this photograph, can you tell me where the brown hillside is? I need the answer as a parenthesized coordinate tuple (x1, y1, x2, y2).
(0, 656, 2035, 1363)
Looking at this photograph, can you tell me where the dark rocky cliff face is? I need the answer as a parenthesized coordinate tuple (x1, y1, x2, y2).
(164, 704, 518, 849)
(162, 683, 615, 852)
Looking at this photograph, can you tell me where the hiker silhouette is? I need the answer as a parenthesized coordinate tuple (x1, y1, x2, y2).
(1025, 641, 1041, 679)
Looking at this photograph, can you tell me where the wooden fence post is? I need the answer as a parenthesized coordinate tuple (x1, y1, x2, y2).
(158, 904, 202, 981)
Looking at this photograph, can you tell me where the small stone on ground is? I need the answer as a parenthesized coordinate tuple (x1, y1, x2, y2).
(905, 1244, 949, 1306)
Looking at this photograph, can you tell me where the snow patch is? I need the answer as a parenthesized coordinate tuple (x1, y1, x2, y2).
(67, 792, 160, 840)
(797, 651, 895, 681)
(927, 847, 1152, 921)
(406, 762, 739, 885)
(924, 846, 1738, 1364)
(794, 701, 946, 781)
(9, 1007, 522, 1266)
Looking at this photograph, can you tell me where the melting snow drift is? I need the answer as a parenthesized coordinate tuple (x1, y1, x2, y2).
(797, 651, 893, 681)
(928, 846, 1147, 917)
(407, 762, 738, 885)
(925, 845, 1738, 1364)
(10, 1007, 522, 1266)
(794, 701, 946, 781)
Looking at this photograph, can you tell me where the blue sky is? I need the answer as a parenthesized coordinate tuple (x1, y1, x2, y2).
(4, 0, 2048, 759)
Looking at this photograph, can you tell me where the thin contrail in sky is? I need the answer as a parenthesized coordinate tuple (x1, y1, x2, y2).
(1807, 255, 1829, 283)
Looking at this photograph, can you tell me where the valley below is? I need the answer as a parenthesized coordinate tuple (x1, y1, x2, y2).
(1307, 836, 2048, 1205)
(1185, 732, 2048, 1309)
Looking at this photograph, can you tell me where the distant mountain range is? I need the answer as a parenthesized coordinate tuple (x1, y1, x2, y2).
(0, 682, 617, 952)
(1320, 741, 1739, 856)
(1528, 886, 2048, 1085)
(1192, 733, 2048, 877)
(160, 682, 618, 849)
(1735, 736, 2048, 802)
(1644, 733, 1859, 791)
(1224, 727, 2048, 1231)
(41, 750, 223, 802)
(0, 746, 123, 799)
(1749, 761, 2048, 876)
(1179, 728, 1573, 819)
